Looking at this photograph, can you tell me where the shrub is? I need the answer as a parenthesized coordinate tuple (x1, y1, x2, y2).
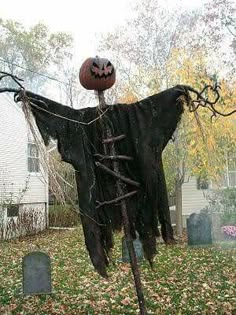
(0, 209, 45, 240)
(49, 204, 80, 227)
(207, 188, 236, 226)
(221, 226, 236, 239)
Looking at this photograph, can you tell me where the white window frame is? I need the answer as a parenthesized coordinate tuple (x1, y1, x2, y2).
(223, 152, 236, 188)
(27, 142, 40, 174)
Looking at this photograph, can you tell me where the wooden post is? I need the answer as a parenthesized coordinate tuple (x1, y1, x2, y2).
(97, 91, 147, 315)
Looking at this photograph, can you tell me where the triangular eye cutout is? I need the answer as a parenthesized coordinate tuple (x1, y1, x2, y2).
(107, 66, 113, 74)
(92, 62, 99, 68)
(106, 61, 112, 67)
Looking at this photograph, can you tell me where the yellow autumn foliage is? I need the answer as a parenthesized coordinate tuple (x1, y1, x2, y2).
(164, 48, 236, 187)
(119, 48, 235, 191)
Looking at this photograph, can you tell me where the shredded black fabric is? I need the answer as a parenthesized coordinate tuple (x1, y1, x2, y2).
(25, 85, 189, 277)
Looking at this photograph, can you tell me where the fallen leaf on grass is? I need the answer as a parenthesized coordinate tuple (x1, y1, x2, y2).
(121, 296, 132, 305)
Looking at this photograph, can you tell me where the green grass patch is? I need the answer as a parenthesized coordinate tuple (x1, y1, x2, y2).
(0, 228, 235, 314)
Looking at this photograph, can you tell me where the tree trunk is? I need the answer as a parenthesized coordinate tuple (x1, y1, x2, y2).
(175, 179, 183, 237)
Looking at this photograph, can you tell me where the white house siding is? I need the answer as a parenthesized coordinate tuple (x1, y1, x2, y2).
(0, 94, 48, 238)
(181, 176, 210, 227)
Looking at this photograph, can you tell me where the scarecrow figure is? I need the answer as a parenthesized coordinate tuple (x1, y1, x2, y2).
(0, 61, 229, 314)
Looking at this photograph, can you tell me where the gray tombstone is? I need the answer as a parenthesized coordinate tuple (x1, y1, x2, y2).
(122, 236, 144, 263)
(187, 212, 212, 246)
(23, 251, 52, 295)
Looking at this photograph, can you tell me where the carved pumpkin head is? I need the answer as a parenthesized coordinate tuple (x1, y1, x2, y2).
(79, 56, 116, 91)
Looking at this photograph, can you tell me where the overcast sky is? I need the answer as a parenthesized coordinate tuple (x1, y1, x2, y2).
(1, 0, 205, 61)
(1, 0, 210, 105)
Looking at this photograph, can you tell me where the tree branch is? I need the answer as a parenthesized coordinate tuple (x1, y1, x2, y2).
(0, 71, 24, 88)
(178, 84, 235, 117)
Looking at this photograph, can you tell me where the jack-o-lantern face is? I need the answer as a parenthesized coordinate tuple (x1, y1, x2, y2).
(91, 59, 114, 78)
(79, 57, 116, 91)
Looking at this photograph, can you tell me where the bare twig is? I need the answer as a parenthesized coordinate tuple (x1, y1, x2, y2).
(94, 153, 133, 161)
(95, 161, 140, 187)
(0, 87, 19, 94)
(96, 190, 138, 209)
(178, 84, 235, 117)
(208, 103, 236, 117)
(102, 134, 126, 144)
(0, 71, 24, 88)
(184, 84, 220, 106)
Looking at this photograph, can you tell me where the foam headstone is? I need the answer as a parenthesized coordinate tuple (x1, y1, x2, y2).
(23, 251, 52, 295)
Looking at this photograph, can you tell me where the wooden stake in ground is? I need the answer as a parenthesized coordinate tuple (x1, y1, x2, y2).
(96, 91, 147, 315)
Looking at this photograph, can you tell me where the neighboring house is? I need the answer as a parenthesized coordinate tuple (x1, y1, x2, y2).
(181, 154, 236, 227)
(0, 93, 48, 239)
(181, 176, 211, 227)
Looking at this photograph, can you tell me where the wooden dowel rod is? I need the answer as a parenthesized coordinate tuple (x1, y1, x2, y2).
(95, 162, 140, 187)
(94, 153, 133, 161)
(96, 190, 137, 209)
(102, 134, 126, 144)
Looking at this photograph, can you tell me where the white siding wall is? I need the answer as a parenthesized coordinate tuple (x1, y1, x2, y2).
(182, 176, 210, 227)
(0, 203, 46, 239)
(0, 94, 48, 236)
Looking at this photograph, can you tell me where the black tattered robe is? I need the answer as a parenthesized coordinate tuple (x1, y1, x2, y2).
(24, 86, 187, 276)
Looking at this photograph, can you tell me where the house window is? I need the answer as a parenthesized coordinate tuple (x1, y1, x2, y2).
(28, 143, 40, 173)
(224, 153, 236, 187)
(7, 204, 19, 217)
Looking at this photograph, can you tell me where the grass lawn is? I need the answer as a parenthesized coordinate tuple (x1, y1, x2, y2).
(0, 227, 235, 315)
